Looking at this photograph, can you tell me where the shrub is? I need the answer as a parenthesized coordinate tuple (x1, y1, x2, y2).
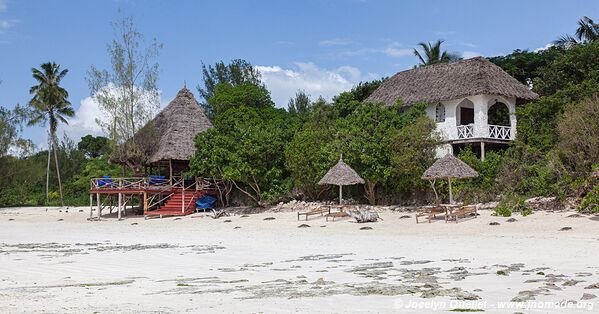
(494, 206, 512, 217)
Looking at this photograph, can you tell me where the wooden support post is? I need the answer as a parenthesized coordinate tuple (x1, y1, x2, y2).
(143, 192, 148, 214)
(118, 192, 122, 220)
(89, 193, 93, 218)
(182, 188, 185, 213)
(96, 193, 101, 220)
(448, 178, 453, 204)
(339, 185, 343, 205)
(169, 159, 173, 185)
(480, 142, 486, 161)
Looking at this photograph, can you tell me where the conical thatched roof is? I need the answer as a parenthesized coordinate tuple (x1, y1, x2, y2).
(366, 57, 538, 106)
(422, 154, 479, 180)
(147, 87, 212, 163)
(318, 158, 365, 186)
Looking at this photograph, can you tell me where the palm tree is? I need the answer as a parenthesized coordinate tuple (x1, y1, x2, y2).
(28, 62, 74, 206)
(554, 16, 599, 46)
(413, 40, 461, 67)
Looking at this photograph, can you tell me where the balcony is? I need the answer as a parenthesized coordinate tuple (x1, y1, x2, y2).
(453, 124, 512, 141)
(457, 125, 474, 139)
(488, 124, 511, 140)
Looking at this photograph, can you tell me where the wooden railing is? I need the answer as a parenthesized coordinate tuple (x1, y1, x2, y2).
(488, 124, 511, 140)
(457, 125, 474, 139)
(90, 177, 147, 190)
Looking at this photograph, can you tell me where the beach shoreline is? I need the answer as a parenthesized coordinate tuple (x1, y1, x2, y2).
(1, 206, 598, 313)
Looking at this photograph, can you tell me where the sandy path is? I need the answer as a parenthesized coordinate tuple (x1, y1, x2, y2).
(0, 207, 598, 313)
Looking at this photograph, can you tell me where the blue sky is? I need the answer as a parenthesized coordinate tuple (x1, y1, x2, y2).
(1, 0, 598, 147)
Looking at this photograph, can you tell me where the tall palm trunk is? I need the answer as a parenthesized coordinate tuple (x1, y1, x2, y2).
(45, 135, 51, 202)
(51, 134, 64, 207)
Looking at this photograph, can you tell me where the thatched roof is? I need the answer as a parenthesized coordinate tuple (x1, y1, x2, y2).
(318, 158, 365, 186)
(422, 154, 479, 180)
(147, 87, 212, 163)
(366, 57, 539, 106)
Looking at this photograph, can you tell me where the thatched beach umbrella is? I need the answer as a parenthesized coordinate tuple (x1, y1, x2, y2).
(318, 157, 365, 204)
(422, 154, 478, 204)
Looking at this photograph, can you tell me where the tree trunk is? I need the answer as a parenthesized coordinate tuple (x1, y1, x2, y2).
(365, 181, 377, 205)
(52, 135, 64, 207)
(45, 137, 51, 203)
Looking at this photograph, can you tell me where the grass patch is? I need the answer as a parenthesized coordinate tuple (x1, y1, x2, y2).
(450, 309, 484, 312)
(496, 270, 508, 276)
(536, 271, 545, 275)
(177, 283, 192, 286)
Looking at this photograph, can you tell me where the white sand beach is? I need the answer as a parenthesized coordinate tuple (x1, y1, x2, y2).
(1, 207, 598, 313)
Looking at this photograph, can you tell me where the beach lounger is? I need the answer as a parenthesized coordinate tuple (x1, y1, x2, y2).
(148, 175, 167, 185)
(446, 205, 477, 223)
(297, 205, 330, 221)
(325, 211, 349, 221)
(415, 206, 445, 223)
(98, 176, 114, 188)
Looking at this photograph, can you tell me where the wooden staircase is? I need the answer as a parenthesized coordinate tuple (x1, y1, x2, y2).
(145, 188, 202, 217)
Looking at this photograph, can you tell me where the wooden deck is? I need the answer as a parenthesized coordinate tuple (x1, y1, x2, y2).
(88, 176, 221, 220)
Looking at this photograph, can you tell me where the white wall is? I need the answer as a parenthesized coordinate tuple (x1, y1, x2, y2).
(426, 94, 517, 142)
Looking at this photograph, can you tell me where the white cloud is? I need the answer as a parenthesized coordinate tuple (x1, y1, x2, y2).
(319, 38, 351, 46)
(59, 86, 165, 142)
(534, 43, 553, 52)
(0, 19, 17, 30)
(256, 62, 378, 107)
(382, 46, 413, 57)
(58, 95, 106, 142)
(462, 51, 482, 59)
(336, 41, 412, 58)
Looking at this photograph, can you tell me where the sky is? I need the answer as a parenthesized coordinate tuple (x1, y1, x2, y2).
(1, 0, 598, 147)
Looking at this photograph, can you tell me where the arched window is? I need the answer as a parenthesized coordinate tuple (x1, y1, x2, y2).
(435, 103, 445, 122)
(488, 102, 510, 126)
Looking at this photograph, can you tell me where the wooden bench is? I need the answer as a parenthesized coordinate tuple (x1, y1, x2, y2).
(326, 211, 349, 221)
(446, 205, 477, 223)
(297, 205, 330, 221)
(415, 206, 445, 223)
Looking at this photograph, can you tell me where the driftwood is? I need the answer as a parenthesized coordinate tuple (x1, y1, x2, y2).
(346, 208, 381, 223)
(211, 208, 229, 219)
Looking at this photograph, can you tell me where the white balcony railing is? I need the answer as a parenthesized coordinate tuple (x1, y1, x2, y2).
(457, 125, 474, 139)
(488, 124, 511, 140)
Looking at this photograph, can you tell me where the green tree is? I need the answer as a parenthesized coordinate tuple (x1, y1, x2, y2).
(27, 62, 74, 206)
(557, 95, 599, 174)
(207, 82, 274, 115)
(489, 48, 564, 86)
(287, 90, 312, 116)
(197, 59, 262, 118)
(554, 16, 599, 46)
(413, 40, 460, 67)
(87, 16, 162, 171)
(77, 135, 110, 158)
(190, 106, 298, 205)
(0, 104, 29, 158)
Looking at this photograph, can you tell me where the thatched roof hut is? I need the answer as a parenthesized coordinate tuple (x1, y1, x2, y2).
(319, 158, 365, 186)
(422, 154, 478, 204)
(422, 154, 478, 180)
(366, 57, 538, 106)
(146, 86, 212, 164)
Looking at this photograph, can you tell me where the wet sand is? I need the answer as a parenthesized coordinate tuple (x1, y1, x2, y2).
(0, 206, 598, 313)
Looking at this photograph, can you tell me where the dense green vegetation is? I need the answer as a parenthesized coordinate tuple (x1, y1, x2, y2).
(1, 17, 598, 209)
